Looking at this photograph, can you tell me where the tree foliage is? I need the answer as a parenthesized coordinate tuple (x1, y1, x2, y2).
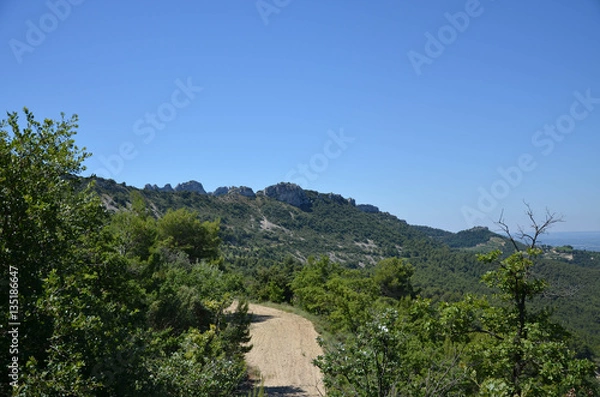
(1, 109, 105, 395)
(157, 208, 221, 263)
(461, 210, 600, 396)
(373, 257, 415, 300)
(313, 210, 600, 396)
(315, 304, 472, 397)
(1, 109, 251, 396)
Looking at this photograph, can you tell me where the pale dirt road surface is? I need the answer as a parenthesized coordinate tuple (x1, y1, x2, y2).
(245, 303, 325, 397)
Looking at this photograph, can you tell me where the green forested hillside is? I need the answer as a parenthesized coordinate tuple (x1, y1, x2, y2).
(91, 177, 600, 358)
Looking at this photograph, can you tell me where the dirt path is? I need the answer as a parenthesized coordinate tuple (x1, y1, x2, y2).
(245, 303, 325, 397)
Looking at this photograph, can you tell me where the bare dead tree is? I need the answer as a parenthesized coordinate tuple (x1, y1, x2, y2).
(497, 205, 582, 301)
(496, 203, 564, 252)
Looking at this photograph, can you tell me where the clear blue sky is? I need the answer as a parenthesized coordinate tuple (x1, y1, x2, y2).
(2, 0, 599, 233)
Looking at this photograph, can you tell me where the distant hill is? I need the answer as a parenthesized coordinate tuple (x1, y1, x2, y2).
(414, 225, 505, 250)
(89, 177, 600, 356)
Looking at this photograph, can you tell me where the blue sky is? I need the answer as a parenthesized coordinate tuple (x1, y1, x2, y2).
(1, 0, 599, 233)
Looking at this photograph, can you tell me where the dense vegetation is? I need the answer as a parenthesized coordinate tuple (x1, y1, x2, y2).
(288, 213, 600, 395)
(1, 110, 252, 396)
(305, 251, 599, 396)
(93, 175, 600, 358)
(2, 109, 599, 395)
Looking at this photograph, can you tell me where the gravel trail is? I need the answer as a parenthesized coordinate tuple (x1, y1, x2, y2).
(245, 303, 325, 397)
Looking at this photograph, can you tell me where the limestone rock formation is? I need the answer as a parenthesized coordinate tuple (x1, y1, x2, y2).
(212, 186, 230, 196)
(262, 182, 311, 210)
(357, 204, 379, 213)
(174, 180, 206, 194)
(230, 186, 256, 198)
(144, 183, 174, 192)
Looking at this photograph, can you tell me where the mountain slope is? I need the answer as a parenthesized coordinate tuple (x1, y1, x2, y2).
(90, 177, 600, 355)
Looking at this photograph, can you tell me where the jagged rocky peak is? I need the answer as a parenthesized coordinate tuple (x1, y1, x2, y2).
(144, 181, 206, 193)
(262, 182, 311, 209)
(318, 192, 346, 205)
(356, 204, 379, 213)
(230, 186, 256, 198)
(212, 186, 256, 198)
(144, 183, 174, 192)
(212, 186, 230, 196)
(142, 179, 373, 212)
(317, 192, 357, 207)
(174, 180, 207, 194)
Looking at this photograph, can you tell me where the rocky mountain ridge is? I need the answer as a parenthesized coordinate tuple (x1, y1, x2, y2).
(143, 180, 379, 213)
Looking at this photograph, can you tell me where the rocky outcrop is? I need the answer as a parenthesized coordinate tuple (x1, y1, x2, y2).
(262, 183, 311, 210)
(143, 180, 375, 213)
(211, 186, 256, 198)
(230, 186, 256, 198)
(212, 186, 229, 196)
(357, 204, 379, 213)
(145, 181, 206, 193)
(318, 193, 348, 206)
(174, 180, 206, 194)
(144, 183, 174, 192)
